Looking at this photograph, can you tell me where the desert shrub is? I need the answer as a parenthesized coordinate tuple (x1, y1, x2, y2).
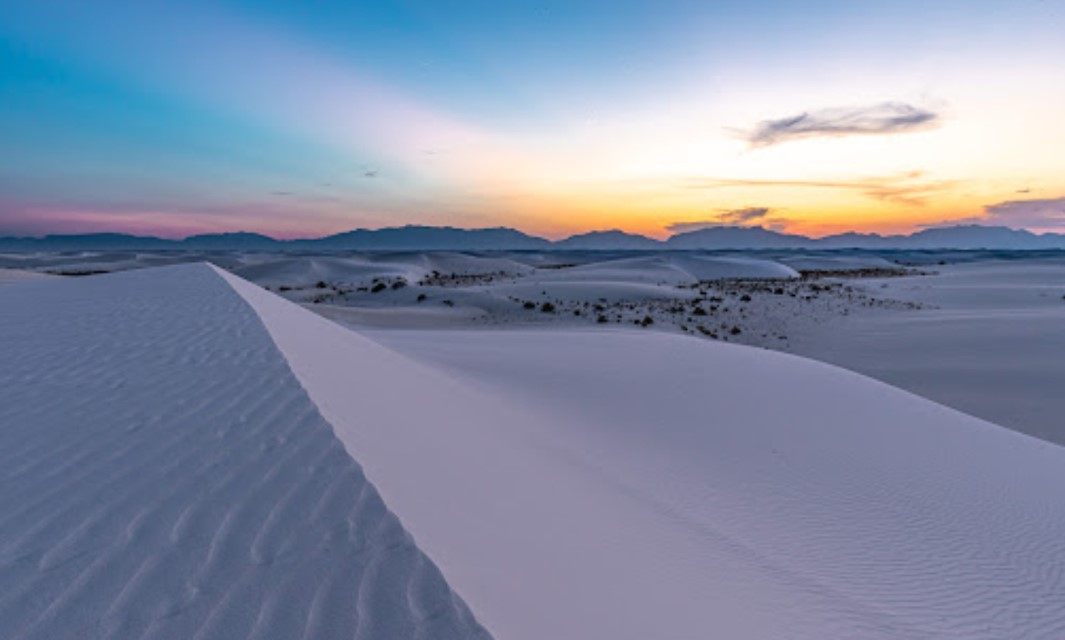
(730, 325, 742, 335)
(316, 281, 327, 289)
(540, 302, 556, 313)
(417, 293, 428, 302)
(523, 301, 536, 309)
(692, 306, 707, 316)
(392, 280, 407, 290)
(370, 282, 387, 293)
(740, 294, 752, 302)
(596, 314, 609, 324)
(640, 315, 654, 327)
(442, 299, 455, 307)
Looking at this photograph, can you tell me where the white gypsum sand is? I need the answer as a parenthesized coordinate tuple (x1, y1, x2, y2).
(0, 268, 59, 285)
(220, 265, 1065, 640)
(0, 265, 488, 640)
(789, 258, 1065, 443)
(8, 248, 1062, 442)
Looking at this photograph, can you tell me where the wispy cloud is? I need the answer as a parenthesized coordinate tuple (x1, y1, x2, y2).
(666, 207, 786, 233)
(717, 206, 772, 225)
(685, 171, 953, 207)
(742, 102, 940, 147)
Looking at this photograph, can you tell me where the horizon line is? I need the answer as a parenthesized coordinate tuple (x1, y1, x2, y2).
(0, 222, 1057, 244)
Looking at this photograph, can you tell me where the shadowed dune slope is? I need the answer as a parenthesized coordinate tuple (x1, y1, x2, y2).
(0, 265, 489, 640)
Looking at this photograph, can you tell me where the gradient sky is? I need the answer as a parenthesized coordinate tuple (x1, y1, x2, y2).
(2, 0, 1064, 239)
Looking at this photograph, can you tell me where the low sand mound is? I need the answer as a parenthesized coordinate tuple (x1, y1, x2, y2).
(222, 268, 1065, 640)
(232, 255, 410, 286)
(233, 253, 534, 290)
(669, 254, 800, 280)
(0, 266, 489, 640)
(489, 279, 696, 303)
(538, 254, 797, 286)
(779, 254, 903, 272)
(369, 252, 534, 278)
(0, 268, 59, 285)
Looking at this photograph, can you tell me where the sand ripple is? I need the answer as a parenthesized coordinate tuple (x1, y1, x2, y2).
(0, 265, 489, 640)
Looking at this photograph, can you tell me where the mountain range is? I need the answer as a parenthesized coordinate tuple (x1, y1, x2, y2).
(3, 224, 1065, 251)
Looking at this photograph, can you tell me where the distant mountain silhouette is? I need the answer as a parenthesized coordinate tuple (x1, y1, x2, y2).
(181, 232, 281, 250)
(554, 230, 663, 250)
(299, 225, 551, 250)
(2, 224, 1064, 251)
(666, 226, 815, 249)
(903, 225, 1061, 249)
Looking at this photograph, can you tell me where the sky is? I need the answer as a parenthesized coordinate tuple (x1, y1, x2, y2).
(1, 0, 1064, 239)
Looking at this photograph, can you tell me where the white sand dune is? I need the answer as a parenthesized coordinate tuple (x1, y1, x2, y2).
(539, 254, 798, 285)
(232, 256, 412, 286)
(778, 254, 903, 272)
(0, 265, 489, 640)
(369, 252, 534, 278)
(792, 259, 1065, 443)
(233, 253, 532, 289)
(0, 268, 59, 285)
(7, 262, 1065, 639)
(222, 267, 1065, 640)
(488, 279, 699, 303)
(473, 255, 797, 304)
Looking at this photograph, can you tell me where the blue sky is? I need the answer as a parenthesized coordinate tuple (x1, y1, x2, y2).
(1, 0, 1063, 238)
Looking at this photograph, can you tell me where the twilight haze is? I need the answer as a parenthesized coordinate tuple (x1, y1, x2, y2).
(1, 0, 1063, 239)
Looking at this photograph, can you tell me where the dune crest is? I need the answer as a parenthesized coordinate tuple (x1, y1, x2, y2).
(220, 265, 1065, 640)
(0, 265, 489, 640)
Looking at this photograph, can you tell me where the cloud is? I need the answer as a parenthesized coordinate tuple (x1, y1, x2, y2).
(717, 206, 772, 225)
(666, 207, 783, 233)
(983, 196, 1065, 229)
(363, 169, 379, 178)
(915, 196, 1065, 232)
(666, 221, 725, 233)
(685, 171, 954, 207)
(743, 102, 939, 147)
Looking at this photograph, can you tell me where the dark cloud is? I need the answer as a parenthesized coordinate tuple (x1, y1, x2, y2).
(666, 221, 723, 233)
(363, 169, 379, 178)
(718, 206, 772, 225)
(743, 102, 939, 147)
(685, 171, 954, 207)
(666, 207, 780, 233)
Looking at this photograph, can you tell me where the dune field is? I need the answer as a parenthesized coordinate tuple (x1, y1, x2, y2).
(2, 255, 1065, 638)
